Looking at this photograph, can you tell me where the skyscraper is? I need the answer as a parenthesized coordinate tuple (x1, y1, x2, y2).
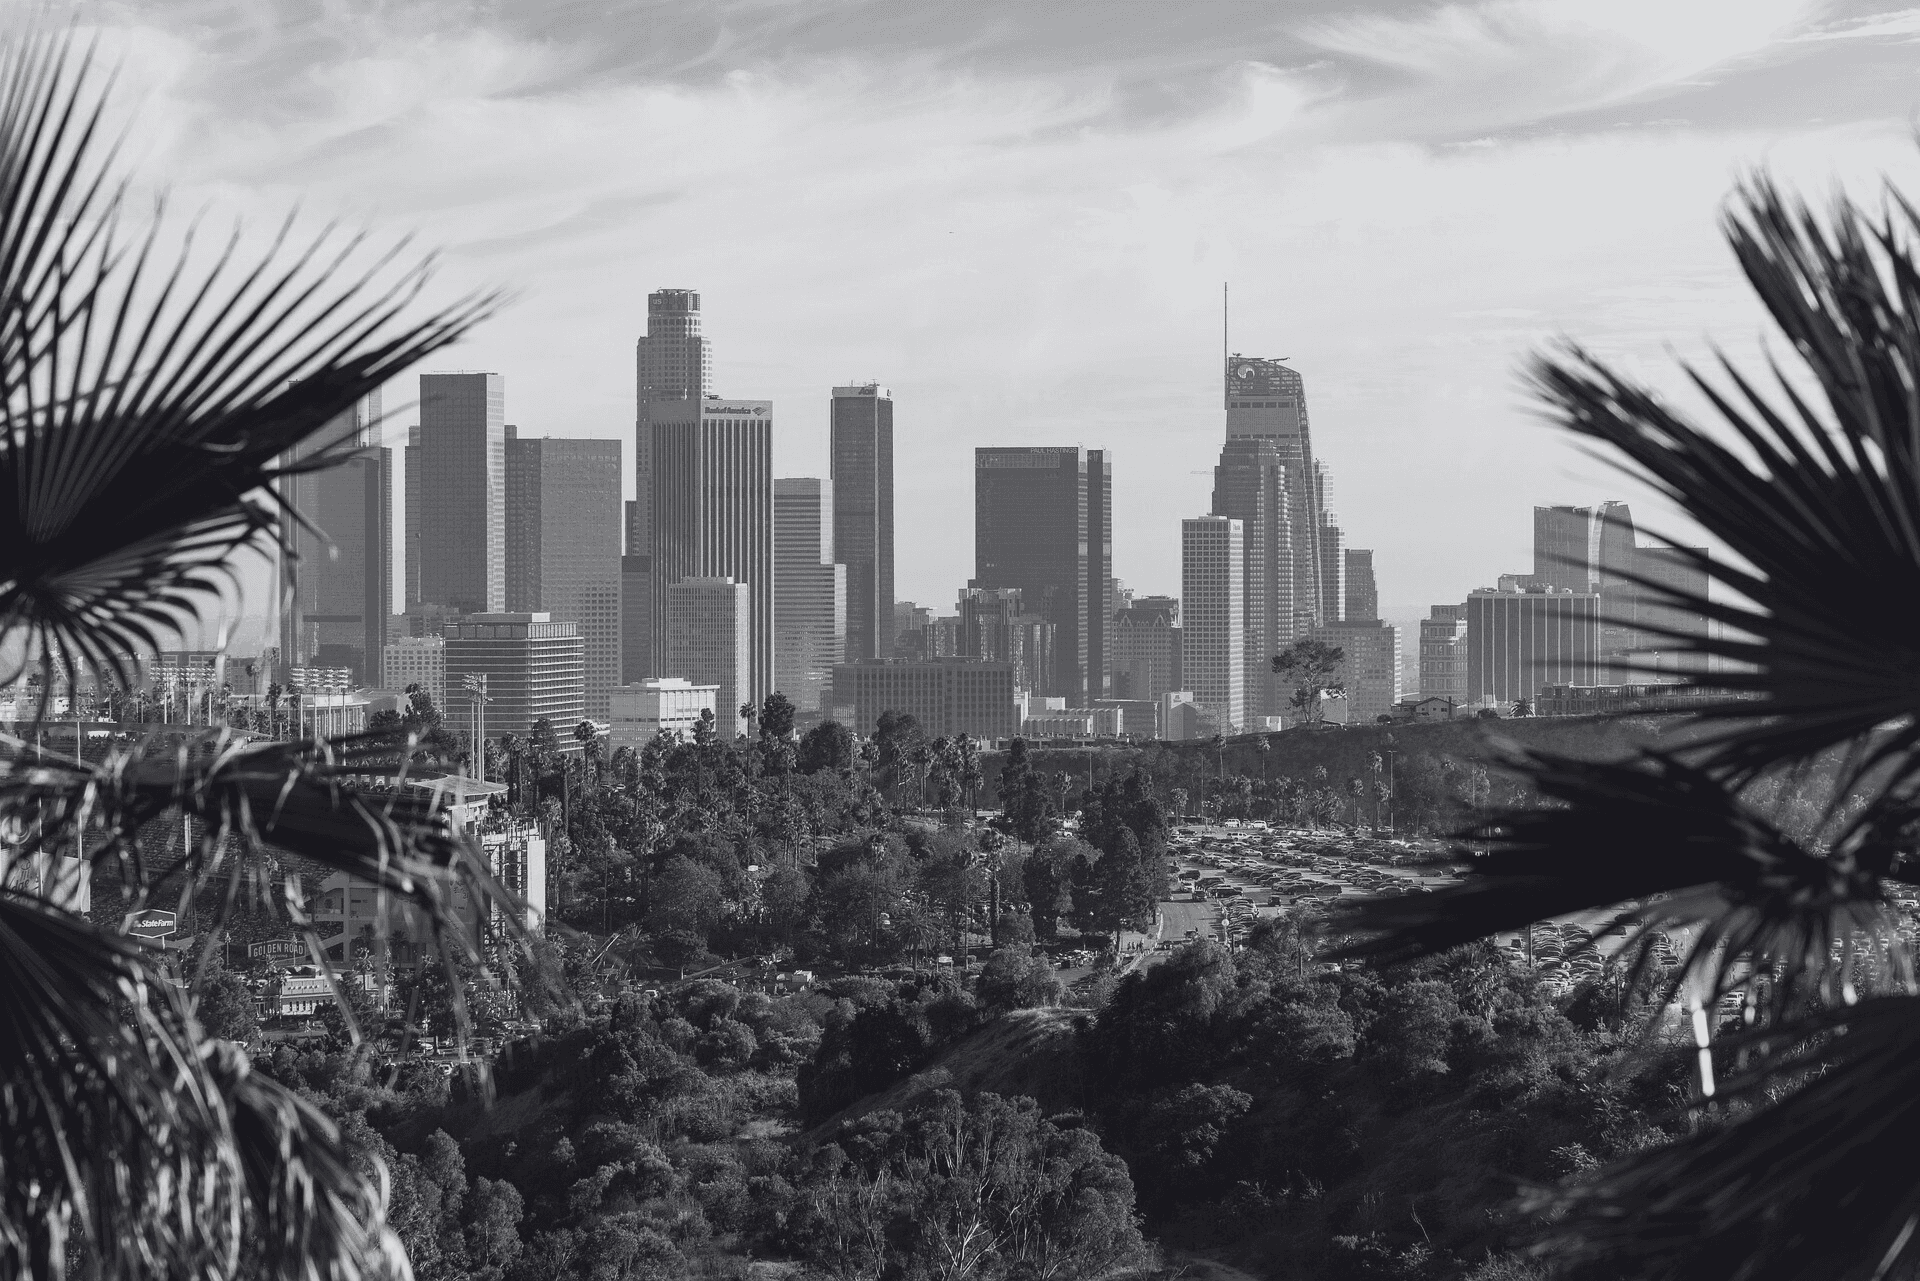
(974, 446, 1104, 701)
(831, 383, 895, 662)
(666, 577, 751, 737)
(1111, 598, 1180, 701)
(774, 478, 847, 713)
(1344, 549, 1378, 622)
(650, 396, 774, 710)
(622, 499, 649, 684)
(279, 391, 390, 685)
(1311, 619, 1402, 722)
(1534, 501, 1641, 675)
(1226, 355, 1324, 636)
(1211, 436, 1289, 716)
(1086, 448, 1114, 701)
(1316, 463, 1345, 624)
(504, 433, 623, 719)
(1634, 545, 1711, 675)
(1181, 516, 1245, 734)
(404, 423, 422, 608)
(633, 289, 711, 557)
(418, 372, 506, 614)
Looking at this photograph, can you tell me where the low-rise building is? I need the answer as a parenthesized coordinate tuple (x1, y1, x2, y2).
(830, 658, 1018, 740)
(1533, 683, 1758, 717)
(610, 678, 719, 748)
(1390, 695, 1460, 723)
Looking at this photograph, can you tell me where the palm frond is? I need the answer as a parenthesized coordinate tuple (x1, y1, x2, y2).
(1530, 995, 1920, 1281)
(0, 30, 499, 691)
(1332, 746, 1902, 1012)
(1526, 174, 1920, 801)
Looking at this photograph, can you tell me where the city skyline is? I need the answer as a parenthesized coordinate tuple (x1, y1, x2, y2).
(91, 1, 1920, 623)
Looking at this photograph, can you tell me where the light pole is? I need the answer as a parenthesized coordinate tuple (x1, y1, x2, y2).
(462, 673, 492, 779)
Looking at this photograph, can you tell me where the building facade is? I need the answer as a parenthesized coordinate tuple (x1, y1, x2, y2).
(279, 392, 389, 683)
(1111, 599, 1180, 701)
(956, 585, 1054, 695)
(417, 373, 506, 614)
(828, 659, 1019, 740)
(382, 634, 446, 709)
(1344, 548, 1378, 622)
(774, 478, 847, 713)
(831, 384, 895, 663)
(665, 577, 752, 737)
(1418, 604, 1468, 701)
(974, 446, 1107, 701)
(1181, 516, 1245, 734)
(609, 678, 719, 748)
(442, 612, 585, 739)
(1311, 619, 1403, 723)
(1466, 588, 1602, 703)
(649, 397, 774, 712)
(1211, 436, 1289, 718)
(504, 433, 623, 719)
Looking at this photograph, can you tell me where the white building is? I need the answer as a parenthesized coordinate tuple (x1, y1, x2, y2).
(610, 677, 719, 748)
(666, 577, 751, 736)
(382, 634, 446, 708)
(1181, 516, 1245, 734)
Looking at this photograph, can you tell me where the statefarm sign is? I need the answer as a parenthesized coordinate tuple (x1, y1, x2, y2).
(127, 910, 178, 939)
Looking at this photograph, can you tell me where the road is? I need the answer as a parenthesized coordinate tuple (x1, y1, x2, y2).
(1158, 898, 1221, 945)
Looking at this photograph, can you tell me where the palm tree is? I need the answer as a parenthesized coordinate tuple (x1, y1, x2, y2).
(0, 33, 510, 1281)
(1340, 169, 1920, 1280)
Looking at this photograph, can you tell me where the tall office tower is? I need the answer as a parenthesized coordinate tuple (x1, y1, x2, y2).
(504, 433, 623, 719)
(1111, 599, 1180, 700)
(1634, 546, 1710, 676)
(831, 383, 895, 662)
(1534, 501, 1640, 674)
(1466, 587, 1602, 703)
(1181, 516, 1245, 734)
(1419, 604, 1468, 700)
(1318, 519, 1345, 624)
(418, 372, 506, 614)
(974, 446, 1100, 700)
(1310, 619, 1402, 723)
(1226, 355, 1323, 634)
(404, 424, 422, 607)
(621, 499, 648, 683)
(278, 391, 390, 685)
(666, 577, 751, 737)
(774, 478, 847, 713)
(649, 395, 774, 711)
(442, 612, 585, 740)
(1344, 549, 1378, 622)
(1212, 436, 1290, 716)
(1086, 449, 1114, 701)
(633, 289, 712, 558)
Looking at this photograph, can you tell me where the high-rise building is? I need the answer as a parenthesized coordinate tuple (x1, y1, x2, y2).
(829, 659, 1019, 739)
(831, 384, 895, 663)
(279, 392, 389, 684)
(649, 396, 774, 711)
(1181, 516, 1245, 734)
(1419, 604, 1468, 701)
(1225, 355, 1323, 636)
(774, 478, 847, 713)
(404, 424, 422, 608)
(1212, 436, 1289, 717)
(957, 585, 1054, 695)
(634, 289, 712, 558)
(1634, 546, 1710, 676)
(1466, 587, 1602, 703)
(974, 446, 1106, 701)
(1111, 598, 1180, 701)
(1087, 448, 1114, 701)
(442, 612, 585, 740)
(1311, 619, 1402, 723)
(1533, 502, 1638, 667)
(665, 577, 752, 738)
(504, 433, 623, 719)
(1344, 549, 1378, 622)
(418, 373, 506, 614)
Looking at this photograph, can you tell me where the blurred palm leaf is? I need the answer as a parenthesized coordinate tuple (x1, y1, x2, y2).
(1525, 176, 1920, 801)
(1334, 745, 1904, 1013)
(0, 25, 512, 1281)
(1533, 994, 1920, 1281)
(0, 32, 496, 692)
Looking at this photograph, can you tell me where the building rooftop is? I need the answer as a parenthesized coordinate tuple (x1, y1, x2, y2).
(405, 775, 510, 804)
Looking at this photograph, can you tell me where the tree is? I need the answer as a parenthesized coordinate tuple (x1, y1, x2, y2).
(1271, 638, 1346, 723)
(1339, 170, 1920, 1281)
(0, 34, 514, 1281)
(996, 736, 1057, 846)
(797, 719, 854, 774)
(759, 690, 797, 742)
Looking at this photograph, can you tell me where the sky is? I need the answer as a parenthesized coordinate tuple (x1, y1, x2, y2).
(78, 0, 1920, 636)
